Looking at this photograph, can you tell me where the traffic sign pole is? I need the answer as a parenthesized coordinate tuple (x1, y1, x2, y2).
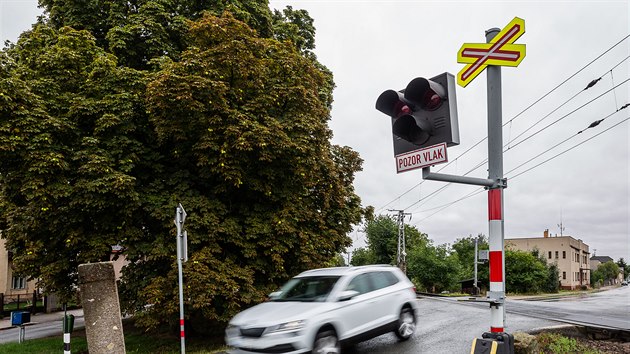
(175, 204, 188, 354)
(485, 27, 507, 333)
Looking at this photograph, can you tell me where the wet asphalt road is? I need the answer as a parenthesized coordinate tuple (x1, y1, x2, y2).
(352, 286, 629, 353)
(351, 296, 560, 354)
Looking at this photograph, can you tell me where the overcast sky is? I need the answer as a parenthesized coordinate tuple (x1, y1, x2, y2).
(2, 1, 629, 262)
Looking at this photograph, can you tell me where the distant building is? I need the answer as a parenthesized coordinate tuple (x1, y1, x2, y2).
(589, 255, 614, 269)
(0, 236, 127, 313)
(590, 255, 624, 284)
(506, 230, 590, 290)
(0, 238, 38, 298)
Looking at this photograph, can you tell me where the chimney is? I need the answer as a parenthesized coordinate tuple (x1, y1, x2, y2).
(544, 229, 549, 238)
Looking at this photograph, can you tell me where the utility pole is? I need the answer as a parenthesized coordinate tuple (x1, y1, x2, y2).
(388, 209, 412, 274)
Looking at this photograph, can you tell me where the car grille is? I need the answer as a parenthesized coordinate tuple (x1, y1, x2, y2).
(240, 327, 266, 338)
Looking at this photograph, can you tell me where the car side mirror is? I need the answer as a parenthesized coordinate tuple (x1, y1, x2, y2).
(267, 291, 281, 300)
(337, 290, 359, 302)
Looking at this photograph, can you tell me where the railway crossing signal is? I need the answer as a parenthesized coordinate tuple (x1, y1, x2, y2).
(375, 72, 460, 157)
(457, 17, 526, 87)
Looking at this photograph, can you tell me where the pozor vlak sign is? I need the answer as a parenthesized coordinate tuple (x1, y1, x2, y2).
(396, 143, 447, 173)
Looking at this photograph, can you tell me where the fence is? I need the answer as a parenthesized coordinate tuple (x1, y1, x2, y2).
(0, 291, 44, 318)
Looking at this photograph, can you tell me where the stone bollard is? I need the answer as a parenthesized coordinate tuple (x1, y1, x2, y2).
(513, 332, 539, 354)
(78, 262, 126, 354)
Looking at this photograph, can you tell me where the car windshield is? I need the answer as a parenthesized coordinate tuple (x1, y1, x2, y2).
(270, 276, 340, 302)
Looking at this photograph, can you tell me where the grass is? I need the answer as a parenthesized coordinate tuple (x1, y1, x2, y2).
(0, 322, 228, 354)
(2, 301, 44, 312)
(537, 333, 601, 354)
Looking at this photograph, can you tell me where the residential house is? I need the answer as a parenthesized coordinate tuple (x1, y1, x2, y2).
(506, 230, 590, 290)
(0, 237, 38, 301)
(590, 255, 624, 284)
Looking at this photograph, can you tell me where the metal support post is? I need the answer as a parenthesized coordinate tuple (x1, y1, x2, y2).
(175, 204, 188, 354)
(474, 238, 479, 293)
(422, 167, 497, 188)
(389, 209, 411, 274)
(485, 27, 507, 334)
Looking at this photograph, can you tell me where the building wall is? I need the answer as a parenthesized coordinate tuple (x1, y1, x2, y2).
(0, 238, 38, 296)
(506, 235, 590, 290)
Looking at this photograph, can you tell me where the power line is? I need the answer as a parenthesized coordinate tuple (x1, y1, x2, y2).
(506, 77, 629, 151)
(412, 188, 485, 226)
(410, 110, 630, 227)
(403, 77, 628, 214)
(374, 35, 630, 213)
(503, 35, 630, 128)
(508, 115, 629, 180)
(506, 106, 627, 177)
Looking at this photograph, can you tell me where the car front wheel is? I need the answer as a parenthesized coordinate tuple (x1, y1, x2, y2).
(394, 306, 416, 341)
(313, 329, 340, 354)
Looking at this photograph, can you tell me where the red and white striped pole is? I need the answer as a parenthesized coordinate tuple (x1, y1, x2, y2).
(486, 26, 506, 334)
(488, 188, 505, 333)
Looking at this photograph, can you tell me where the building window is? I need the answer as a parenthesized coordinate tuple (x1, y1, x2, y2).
(548, 251, 552, 259)
(562, 251, 566, 259)
(562, 272, 566, 280)
(555, 251, 559, 259)
(12, 276, 26, 289)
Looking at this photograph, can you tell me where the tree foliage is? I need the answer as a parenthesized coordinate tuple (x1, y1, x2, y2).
(451, 234, 488, 286)
(0, 1, 364, 333)
(407, 242, 461, 293)
(591, 261, 621, 286)
(504, 249, 549, 294)
(350, 247, 374, 266)
(616, 258, 629, 279)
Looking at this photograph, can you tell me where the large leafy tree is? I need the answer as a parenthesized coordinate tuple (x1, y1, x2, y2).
(0, 1, 364, 333)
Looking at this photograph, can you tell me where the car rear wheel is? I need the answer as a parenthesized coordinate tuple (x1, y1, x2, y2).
(313, 329, 340, 354)
(394, 306, 416, 340)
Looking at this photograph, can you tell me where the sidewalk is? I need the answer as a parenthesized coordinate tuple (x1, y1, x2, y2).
(507, 284, 619, 301)
(0, 308, 83, 330)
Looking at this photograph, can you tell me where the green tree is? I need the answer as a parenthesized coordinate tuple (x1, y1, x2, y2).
(544, 262, 560, 293)
(0, 5, 365, 334)
(364, 215, 398, 264)
(325, 254, 347, 267)
(451, 234, 488, 284)
(505, 249, 548, 294)
(363, 214, 428, 266)
(597, 261, 621, 283)
(350, 247, 374, 266)
(407, 243, 461, 293)
(616, 258, 629, 280)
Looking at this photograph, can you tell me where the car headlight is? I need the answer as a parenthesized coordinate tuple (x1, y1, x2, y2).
(265, 320, 306, 334)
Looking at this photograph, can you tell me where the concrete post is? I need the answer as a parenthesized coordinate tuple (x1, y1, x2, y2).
(78, 262, 126, 354)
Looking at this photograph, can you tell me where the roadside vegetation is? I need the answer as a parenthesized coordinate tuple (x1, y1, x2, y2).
(351, 215, 560, 295)
(0, 321, 226, 354)
(3, 325, 628, 354)
(0, 0, 366, 338)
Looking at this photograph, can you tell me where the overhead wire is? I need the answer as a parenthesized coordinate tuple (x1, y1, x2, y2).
(410, 109, 630, 226)
(506, 77, 629, 151)
(508, 115, 630, 180)
(374, 35, 630, 214)
(506, 104, 629, 177)
(402, 57, 630, 212)
(404, 73, 628, 214)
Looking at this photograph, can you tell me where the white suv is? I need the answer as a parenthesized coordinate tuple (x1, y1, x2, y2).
(225, 265, 418, 353)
